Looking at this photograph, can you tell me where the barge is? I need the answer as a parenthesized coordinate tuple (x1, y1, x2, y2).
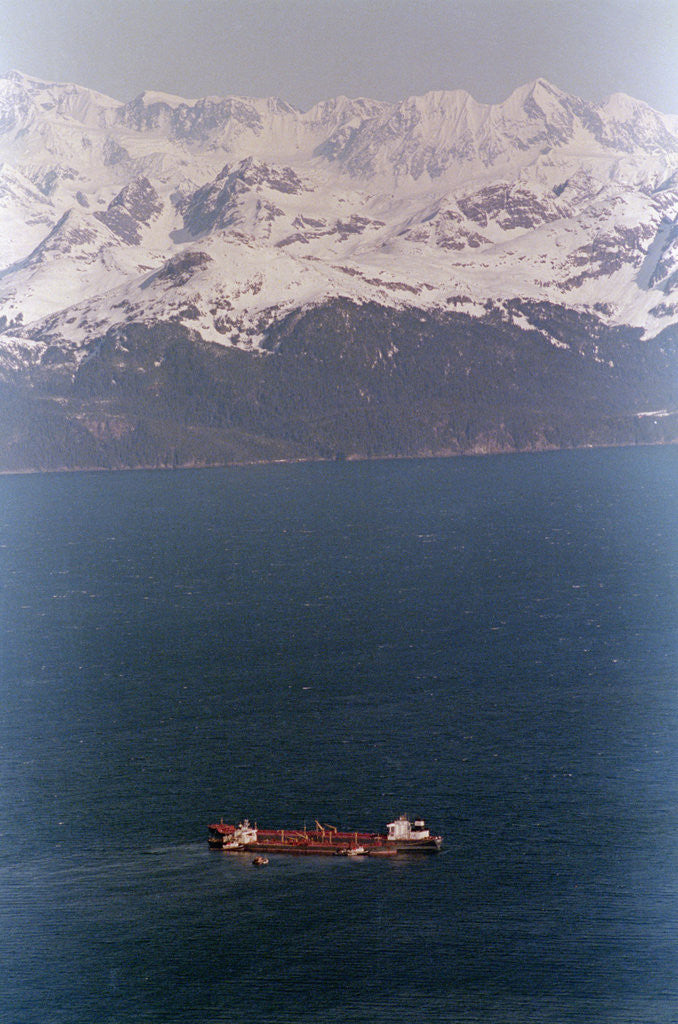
(208, 814, 442, 856)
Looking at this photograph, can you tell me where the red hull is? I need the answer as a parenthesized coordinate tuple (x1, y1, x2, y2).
(208, 822, 442, 855)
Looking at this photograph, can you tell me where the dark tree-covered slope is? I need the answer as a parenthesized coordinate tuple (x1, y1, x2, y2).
(2, 300, 676, 472)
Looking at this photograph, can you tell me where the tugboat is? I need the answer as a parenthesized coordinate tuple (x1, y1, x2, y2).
(208, 815, 442, 856)
(342, 845, 366, 857)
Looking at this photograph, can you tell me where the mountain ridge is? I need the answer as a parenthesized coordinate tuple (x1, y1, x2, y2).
(1, 71, 677, 470)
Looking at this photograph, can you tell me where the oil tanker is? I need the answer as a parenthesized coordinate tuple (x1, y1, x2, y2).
(208, 814, 442, 856)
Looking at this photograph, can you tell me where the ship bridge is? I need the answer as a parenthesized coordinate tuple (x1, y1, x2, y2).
(386, 815, 430, 841)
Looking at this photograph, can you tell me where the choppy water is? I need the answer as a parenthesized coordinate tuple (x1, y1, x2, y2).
(0, 448, 676, 1023)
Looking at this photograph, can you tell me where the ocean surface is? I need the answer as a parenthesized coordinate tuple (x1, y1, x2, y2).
(0, 447, 676, 1024)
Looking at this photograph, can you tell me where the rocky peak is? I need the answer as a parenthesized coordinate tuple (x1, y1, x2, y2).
(183, 157, 307, 237)
(596, 93, 678, 153)
(94, 176, 162, 244)
(117, 90, 267, 142)
(109, 176, 162, 221)
(0, 70, 120, 131)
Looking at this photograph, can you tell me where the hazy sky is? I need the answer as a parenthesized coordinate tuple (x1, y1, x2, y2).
(2, 0, 678, 113)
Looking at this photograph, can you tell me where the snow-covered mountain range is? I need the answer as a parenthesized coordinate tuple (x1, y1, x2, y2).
(1, 70, 678, 361)
(1, 70, 677, 469)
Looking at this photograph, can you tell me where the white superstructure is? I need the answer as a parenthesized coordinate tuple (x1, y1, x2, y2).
(220, 819, 258, 849)
(386, 815, 431, 842)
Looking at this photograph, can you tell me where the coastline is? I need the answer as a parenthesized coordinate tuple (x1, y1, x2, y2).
(1, 437, 675, 478)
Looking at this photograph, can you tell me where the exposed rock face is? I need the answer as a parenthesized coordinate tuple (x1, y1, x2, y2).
(95, 176, 162, 243)
(182, 159, 303, 236)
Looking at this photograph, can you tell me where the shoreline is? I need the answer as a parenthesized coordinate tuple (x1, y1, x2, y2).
(0, 437, 675, 478)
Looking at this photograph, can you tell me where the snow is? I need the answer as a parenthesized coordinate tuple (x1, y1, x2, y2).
(2, 70, 678, 365)
(135, 90, 197, 109)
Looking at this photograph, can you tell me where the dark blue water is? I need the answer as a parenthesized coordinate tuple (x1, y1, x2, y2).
(0, 448, 676, 1023)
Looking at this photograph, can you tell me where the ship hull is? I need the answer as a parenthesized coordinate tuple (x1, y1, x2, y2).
(208, 825, 442, 856)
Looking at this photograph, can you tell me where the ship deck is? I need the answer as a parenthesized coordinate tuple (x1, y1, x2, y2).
(208, 822, 442, 854)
